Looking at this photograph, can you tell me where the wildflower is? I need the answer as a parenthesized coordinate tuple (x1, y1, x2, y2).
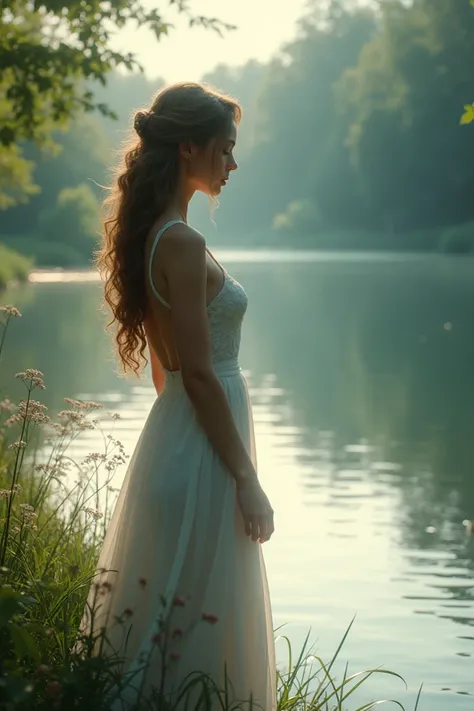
(0, 489, 10, 499)
(151, 632, 163, 646)
(0, 398, 15, 412)
(0, 305, 21, 318)
(100, 580, 113, 595)
(170, 652, 181, 662)
(64, 397, 103, 411)
(9, 440, 26, 450)
(11, 400, 49, 425)
(172, 628, 183, 639)
(123, 608, 134, 618)
(202, 613, 218, 625)
(82, 400, 103, 411)
(20, 504, 37, 525)
(139, 577, 147, 589)
(57, 409, 84, 424)
(173, 596, 186, 607)
(12, 484, 21, 494)
(84, 452, 107, 464)
(15, 369, 45, 390)
(35, 463, 65, 477)
(83, 507, 104, 520)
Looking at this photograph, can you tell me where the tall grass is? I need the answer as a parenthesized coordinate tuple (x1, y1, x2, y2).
(0, 304, 422, 710)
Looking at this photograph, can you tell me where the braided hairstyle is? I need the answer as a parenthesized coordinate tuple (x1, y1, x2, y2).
(96, 82, 241, 374)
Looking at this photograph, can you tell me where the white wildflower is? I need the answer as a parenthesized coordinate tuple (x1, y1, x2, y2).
(15, 370, 45, 391)
(19, 504, 35, 512)
(9, 440, 27, 450)
(83, 508, 104, 520)
(0, 305, 21, 318)
(64, 397, 103, 411)
(84, 452, 107, 464)
(5, 400, 49, 427)
(0, 399, 15, 412)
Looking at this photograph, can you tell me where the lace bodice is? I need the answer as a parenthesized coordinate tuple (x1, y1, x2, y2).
(148, 220, 247, 365)
(207, 271, 248, 363)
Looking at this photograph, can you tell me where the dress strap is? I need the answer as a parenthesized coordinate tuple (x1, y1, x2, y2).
(148, 220, 185, 308)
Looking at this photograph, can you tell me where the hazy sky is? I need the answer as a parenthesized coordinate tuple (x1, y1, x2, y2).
(115, 0, 309, 84)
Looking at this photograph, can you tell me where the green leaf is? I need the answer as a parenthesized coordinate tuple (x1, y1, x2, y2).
(7, 621, 41, 662)
(460, 103, 474, 125)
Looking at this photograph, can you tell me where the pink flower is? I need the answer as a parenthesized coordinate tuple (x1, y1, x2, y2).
(202, 613, 218, 625)
(151, 633, 163, 646)
(173, 596, 186, 607)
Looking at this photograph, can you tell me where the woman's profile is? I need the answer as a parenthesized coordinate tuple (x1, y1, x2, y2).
(76, 81, 276, 710)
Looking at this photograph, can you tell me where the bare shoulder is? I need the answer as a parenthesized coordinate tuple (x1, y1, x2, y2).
(160, 223, 206, 264)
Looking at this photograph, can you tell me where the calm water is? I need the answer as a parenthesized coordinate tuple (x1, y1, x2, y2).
(2, 252, 474, 710)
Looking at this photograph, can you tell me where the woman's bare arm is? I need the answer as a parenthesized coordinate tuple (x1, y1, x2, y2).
(156, 225, 258, 488)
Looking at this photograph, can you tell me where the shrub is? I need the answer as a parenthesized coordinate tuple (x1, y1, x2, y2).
(0, 244, 32, 290)
(38, 183, 100, 261)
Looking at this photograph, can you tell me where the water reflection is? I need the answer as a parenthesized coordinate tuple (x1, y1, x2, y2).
(1, 253, 474, 709)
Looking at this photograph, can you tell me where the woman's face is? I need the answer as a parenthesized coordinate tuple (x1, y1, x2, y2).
(187, 121, 238, 197)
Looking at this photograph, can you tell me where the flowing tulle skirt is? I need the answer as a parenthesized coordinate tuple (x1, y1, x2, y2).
(76, 358, 276, 711)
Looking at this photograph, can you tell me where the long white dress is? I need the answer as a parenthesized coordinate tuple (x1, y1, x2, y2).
(76, 221, 277, 711)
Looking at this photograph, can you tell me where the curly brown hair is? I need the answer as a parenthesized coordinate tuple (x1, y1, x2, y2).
(96, 82, 241, 375)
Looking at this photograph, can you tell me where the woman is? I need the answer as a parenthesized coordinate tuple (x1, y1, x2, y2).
(77, 82, 276, 711)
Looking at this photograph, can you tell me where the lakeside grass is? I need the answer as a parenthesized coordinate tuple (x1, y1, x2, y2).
(0, 304, 422, 710)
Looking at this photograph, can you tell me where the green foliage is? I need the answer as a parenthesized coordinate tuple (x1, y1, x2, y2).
(0, 142, 40, 210)
(273, 199, 322, 235)
(0, 244, 32, 289)
(0, 0, 233, 208)
(0, 0, 232, 147)
(38, 183, 100, 261)
(192, 0, 474, 246)
(2, 234, 87, 267)
(3, 0, 474, 255)
(460, 103, 474, 124)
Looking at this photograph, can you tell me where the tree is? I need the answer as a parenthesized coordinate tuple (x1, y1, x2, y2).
(1, 114, 109, 235)
(341, 0, 474, 232)
(0, 0, 233, 207)
(38, 183, 100, 261)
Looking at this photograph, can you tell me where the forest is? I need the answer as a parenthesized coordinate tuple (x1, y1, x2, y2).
(2, 0, 474, 271)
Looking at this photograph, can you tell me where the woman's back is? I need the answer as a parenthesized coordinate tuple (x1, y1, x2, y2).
(144, 220, 248, 373)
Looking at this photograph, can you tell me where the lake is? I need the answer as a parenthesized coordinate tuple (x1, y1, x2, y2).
(1, 251, 474, 710)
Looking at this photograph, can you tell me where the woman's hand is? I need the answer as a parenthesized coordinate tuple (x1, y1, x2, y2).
(236, 479, 275, 543)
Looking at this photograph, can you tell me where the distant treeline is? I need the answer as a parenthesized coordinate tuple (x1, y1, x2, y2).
(2, 0, 474, 268)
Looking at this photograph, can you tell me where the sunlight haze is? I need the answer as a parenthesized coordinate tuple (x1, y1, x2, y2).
(114, 0, 309, 83)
